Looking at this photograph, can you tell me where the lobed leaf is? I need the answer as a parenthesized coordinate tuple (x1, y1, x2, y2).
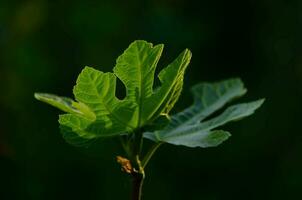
(34, 93, 95, 120)
(35, 41, 263, 148)
(167, 78, 247, 129)
(35, 40, 192, 146)
(144, 79, 264, 148)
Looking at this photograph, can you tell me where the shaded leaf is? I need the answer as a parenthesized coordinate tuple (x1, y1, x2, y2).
(144, 78, 264, 148)
(148, 129, 231, 148)
(60, 124, 98, 147)
(167, 78, 247, 129)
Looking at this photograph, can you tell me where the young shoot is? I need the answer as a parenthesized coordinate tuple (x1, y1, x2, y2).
(35, 40, 264, 200)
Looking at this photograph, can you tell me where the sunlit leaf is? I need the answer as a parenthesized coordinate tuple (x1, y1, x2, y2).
(35, 40, 191, 146)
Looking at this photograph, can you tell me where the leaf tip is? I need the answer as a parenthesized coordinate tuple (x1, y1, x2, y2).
(249, 98, 265, 108)
(34, 92, 41, 100)
(34, 92, 54, 102)
(82, 66, 95, 72)
(183, 48, 192, 60)
(131, 39, 153, 48)
(253, 98, 265, 110)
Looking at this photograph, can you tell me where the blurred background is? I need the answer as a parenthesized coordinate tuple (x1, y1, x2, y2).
(1, 0, 302, 199)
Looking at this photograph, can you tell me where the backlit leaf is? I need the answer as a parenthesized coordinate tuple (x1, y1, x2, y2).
(35, 40, 191, 146)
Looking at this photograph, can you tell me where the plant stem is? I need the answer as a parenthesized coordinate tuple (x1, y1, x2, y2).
(141, 142, 163, 168)
(131, 142, 162, 200)
(132, 155, 145, 200)
(132, 171, 145, 200)
(120, 130, 162, 200)
(125, 130, 145, 200)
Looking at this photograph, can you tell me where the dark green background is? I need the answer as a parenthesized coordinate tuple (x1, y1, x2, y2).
(1, 0, 302, 199)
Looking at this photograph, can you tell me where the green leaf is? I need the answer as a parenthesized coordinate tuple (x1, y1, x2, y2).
(59, 114, 96, 139)
(144, 78, 264, 148)
(148, 129, 231, 148)
(59, 116, 98, 147)
(72, 67, 137, 136)
(113, 41, 164, 108)
(34, 93, 96, 120)
(113, 40, 192, 126)
(197, 99, 265, 130)
(35, 40, 192, 146)
(168, 78, 247, 129)
(143, 49, 191, 121)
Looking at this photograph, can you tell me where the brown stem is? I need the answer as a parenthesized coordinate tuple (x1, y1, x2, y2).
(132, 171, 145, 200)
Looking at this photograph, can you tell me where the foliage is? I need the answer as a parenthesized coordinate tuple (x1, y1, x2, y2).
(35, 40, 192, 146)
(34, 40, 264, 200)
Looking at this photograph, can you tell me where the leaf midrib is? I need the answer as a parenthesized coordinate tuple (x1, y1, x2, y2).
(136, 44, 144, 128)
(170, 84, 246, 130)
(144, 51, 189, 123)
